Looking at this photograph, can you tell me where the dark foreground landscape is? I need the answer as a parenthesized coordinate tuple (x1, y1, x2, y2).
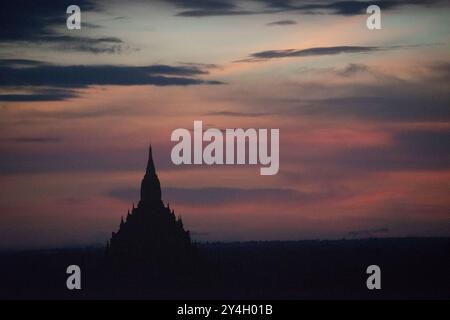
(1, 238, 449, 300)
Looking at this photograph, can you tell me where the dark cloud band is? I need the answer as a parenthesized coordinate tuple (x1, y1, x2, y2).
(171, 0, 446, 17)
(239, 46, 379, 62)
(0, 60, 224, 101)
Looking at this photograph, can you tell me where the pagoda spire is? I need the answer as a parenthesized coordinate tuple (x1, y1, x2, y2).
(146, 144, 156, 175)
(139, 143, 162, 206)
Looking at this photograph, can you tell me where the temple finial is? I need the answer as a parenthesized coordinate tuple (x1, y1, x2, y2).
(140, 144, 162, 206)
(146, 143, 156, 175)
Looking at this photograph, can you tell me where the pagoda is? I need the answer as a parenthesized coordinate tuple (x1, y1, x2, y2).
(106, 145, 194, 274)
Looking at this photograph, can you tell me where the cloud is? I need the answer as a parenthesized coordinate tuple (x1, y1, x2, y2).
(179, 62, 220, 69)
(166, 0, 250, 16)
(176, 9, 255, 16)
(394, 129, 450, 161)
(44, 35, 127, 54)
(0, 0, 95, 41)
(83, 22, 103, 29)
(170, 0, 448, 17)
(109, 186, 330, 206)
(0, 64, 221, 87)
(267, 20, 297, 26)
(0, 88, 79, 101)
(5, 137, 62, 143)
(166, 0, 235, 10)
(234, 60, 450, 123)
(0, 0, 129, 54)
(0, 146, 152, 174)
(291, 95, 450, 121)
(239, 46, 379, 62)
(426, 61, 450, 82)
(323, 128, 450, 172)
(0, 59, 224, 101)
(334, 63, 371, 77)
(0, 59, 46, 67)
(295, 1, 399, 15)
(293, 1, 448, 16)
(205, 110, 273, 117)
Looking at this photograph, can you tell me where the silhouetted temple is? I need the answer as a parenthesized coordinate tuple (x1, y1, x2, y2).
(106, 145, 194, 275)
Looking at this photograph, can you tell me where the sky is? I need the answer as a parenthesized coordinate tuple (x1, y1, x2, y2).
(0, 0, 449, 249)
